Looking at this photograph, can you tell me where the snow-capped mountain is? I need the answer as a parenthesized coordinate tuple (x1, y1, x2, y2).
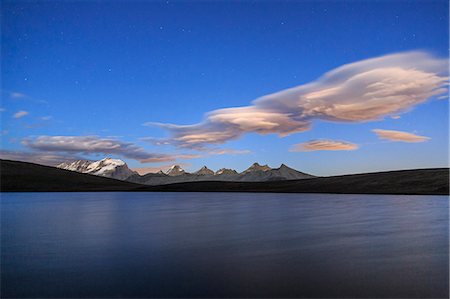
(165, 165, 186, 176)
(57, 158, 314, 185)
(57, 158, 136, 180)
(57, 160, 92, 173)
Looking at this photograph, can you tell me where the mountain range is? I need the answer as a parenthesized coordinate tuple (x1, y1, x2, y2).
(57, 158, 314, 185)
(2, 159, 448, 195)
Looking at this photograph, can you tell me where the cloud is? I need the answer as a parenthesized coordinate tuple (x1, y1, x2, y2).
(139, 154, 200, 163)
(0, 108, 5, 112)
(10, 92, 26, 99)
(207, 148, 251, 155)
(0, 150, 84, 166)
(40, 116, 52, 121)
(140, 136, 251, 156)
(147, 51, 447, 149)
(4, 91, 47, 104)
(372, 129, 430, 143)
(13, 110, 29, 119)
(21, 135, 201, 163)
(290, 139, 359, 152)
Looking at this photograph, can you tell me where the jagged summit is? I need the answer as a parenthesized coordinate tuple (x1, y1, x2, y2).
(57, 159, 92, 172)
(165, 165, 186, 176)
(88, 157, 125, 169)
(57, 157, 315, 185)
(277, 163, 294, 170)
(195, 166, 214, 176)
(271, 163, 314, 180)
(215, 168, 238, 176)
(243, 162, 272, 173)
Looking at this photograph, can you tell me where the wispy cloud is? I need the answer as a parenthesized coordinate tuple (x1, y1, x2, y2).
(40, 116, 52, 121)
(141, 136, 251, 156)
(10, 92, 26, 99)
(0, 150, 84, 166)
(22, 135, 201, 163)
(137, 155, 199, 163)
(372, 129, 430, 143)
(207, 148, 251, 155)
(290, 139, 359, 152)
(13, 110, 29, 119)
(3, 90, 48, 104)
(146, 51, 447, 149)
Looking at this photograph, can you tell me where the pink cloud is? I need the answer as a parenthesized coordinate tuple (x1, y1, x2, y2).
(372, 129, 430, 143)
(146, 51, 447, 149)
(290, 139, 359, 152)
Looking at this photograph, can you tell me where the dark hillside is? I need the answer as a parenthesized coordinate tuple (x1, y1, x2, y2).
(144, 168, 449, 195)
(1, 160, 141, 192)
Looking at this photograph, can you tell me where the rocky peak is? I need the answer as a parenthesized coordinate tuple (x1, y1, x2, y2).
(165, 165, 186, 176)
(243, 162, 272, 173)
(278, 163, 291, 170)
(215, 168, 238, 176)
(195, 166, 214, 176)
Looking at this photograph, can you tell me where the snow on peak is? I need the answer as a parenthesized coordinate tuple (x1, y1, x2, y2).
(167, 164, 183, 171)
(86, 158, 125, 174)
(99, 157, 125, 166)
(165, 165, 186, 176)
(57, 160, 92, 172)
(57, 157, 134, 180)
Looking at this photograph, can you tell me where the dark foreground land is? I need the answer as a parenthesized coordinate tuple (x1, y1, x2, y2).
(1, 159, 448, 195)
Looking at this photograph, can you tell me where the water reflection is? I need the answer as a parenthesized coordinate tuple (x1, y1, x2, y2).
(1, 192, 448, 298)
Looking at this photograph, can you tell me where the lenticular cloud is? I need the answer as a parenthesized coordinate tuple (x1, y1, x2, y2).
(372, 129, 430, 143)
(290, 139, 359, 152)
(148, 51, 448, 149)
(22, 135, 197, 163)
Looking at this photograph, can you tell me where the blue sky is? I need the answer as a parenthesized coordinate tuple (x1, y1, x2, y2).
(1, 0, 448, 175)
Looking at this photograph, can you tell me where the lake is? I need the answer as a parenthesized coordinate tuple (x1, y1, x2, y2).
(1, 192, 448, 298)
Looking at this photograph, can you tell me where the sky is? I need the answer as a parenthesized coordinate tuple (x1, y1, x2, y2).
(1, 0, 448, 176)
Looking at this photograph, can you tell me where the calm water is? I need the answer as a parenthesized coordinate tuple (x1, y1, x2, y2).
(1, 192, 448, 298)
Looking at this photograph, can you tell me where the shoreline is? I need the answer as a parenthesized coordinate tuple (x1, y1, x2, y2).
(1, 160, 448, 195)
